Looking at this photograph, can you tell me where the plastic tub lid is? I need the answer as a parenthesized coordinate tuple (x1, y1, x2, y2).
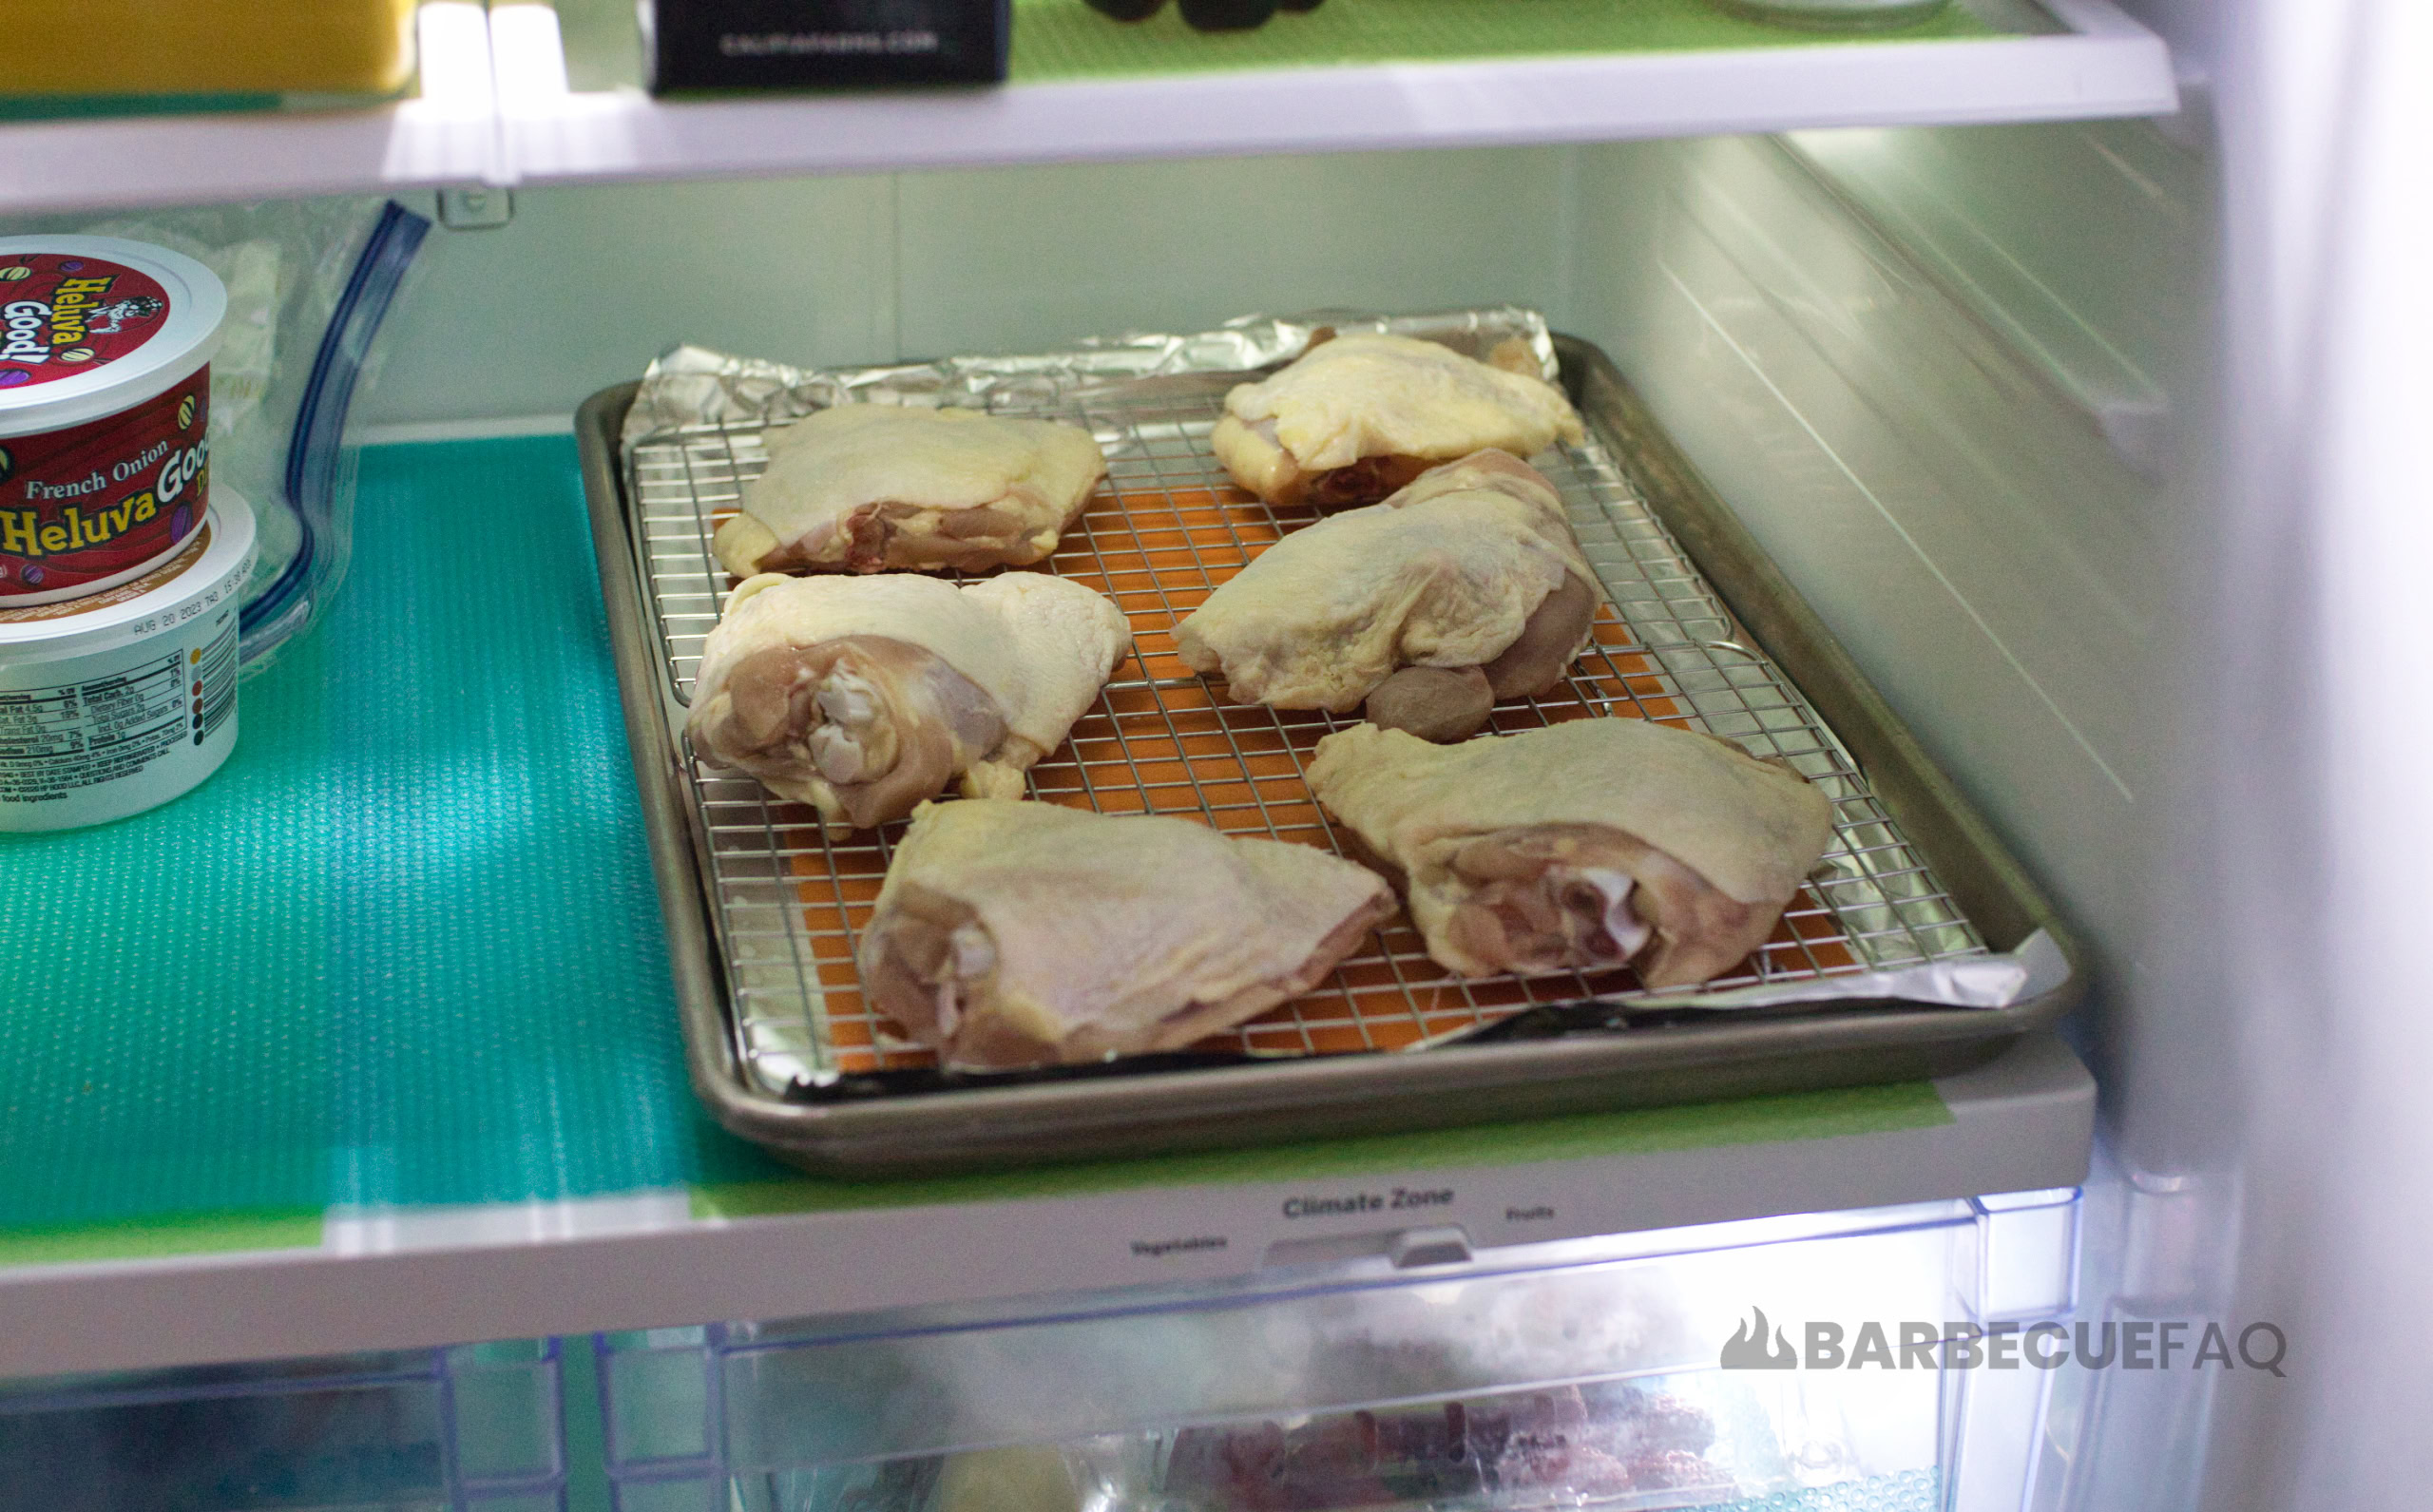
(0, 236, 228, 435)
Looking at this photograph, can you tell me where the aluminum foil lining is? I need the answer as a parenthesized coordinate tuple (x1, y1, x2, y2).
(622, 307, 1562, 446)
(1528, 927, 2064, 1024)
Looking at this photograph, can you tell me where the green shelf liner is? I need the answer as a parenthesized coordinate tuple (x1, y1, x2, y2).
(0, 436, 786, 1244)
(1011, 0, 1996, 82)
(0, 436, 1954, 1262)
(0, 1210, 323, 1268)
(692, 1079, 1955, 1217)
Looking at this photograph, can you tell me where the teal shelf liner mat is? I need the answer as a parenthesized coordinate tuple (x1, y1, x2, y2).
(0, 437, 787, 1234)
(0, 436, 1953, 1249)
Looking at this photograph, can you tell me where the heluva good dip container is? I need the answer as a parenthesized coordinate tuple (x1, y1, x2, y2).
(0, 236, 226, 607)
(0, 486, 256, 832)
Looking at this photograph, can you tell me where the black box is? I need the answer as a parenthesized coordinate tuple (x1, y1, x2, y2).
(642, 0, 1010, 90)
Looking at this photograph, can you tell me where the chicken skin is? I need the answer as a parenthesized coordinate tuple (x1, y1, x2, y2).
(714, 404, 1105, 578)
(858, 800, 1396, 1069)
(1212, 334, 1583, 510)
(687, 572, 1128, 833)
(1175, 450, 1600, 741)
(1306, 720, 1835, 988)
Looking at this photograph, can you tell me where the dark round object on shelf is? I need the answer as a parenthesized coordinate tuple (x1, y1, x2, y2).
(1084, 0, 1167, 18)
(1178, 0, 1279, 29)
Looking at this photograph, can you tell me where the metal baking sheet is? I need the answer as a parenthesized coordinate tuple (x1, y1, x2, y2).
(577, 316, 2081, 1174)
(630, 401, 1983, 1090)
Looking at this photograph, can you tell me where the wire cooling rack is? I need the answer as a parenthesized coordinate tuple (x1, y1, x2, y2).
(626, 383, 1988, 1088)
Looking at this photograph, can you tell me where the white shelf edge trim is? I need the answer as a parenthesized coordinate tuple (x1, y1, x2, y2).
(0, 1037, 2094, 1379)
(496, 0, 2176, 187)
(0, 3, 501, 216)
(0, 0, 2174, 213)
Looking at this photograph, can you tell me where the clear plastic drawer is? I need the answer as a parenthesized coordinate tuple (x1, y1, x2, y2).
(0, 1337, 566, 1512)
(593, 1191, 2079, 1512)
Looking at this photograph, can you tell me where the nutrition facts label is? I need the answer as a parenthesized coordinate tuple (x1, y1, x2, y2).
(0, 618, 237, 804)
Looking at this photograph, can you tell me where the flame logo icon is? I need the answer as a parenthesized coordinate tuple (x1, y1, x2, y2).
(1719, 1306, 1798, 1370)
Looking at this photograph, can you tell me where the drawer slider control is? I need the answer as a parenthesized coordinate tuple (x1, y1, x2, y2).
(1262, 1225, 1474, 1271)
(1390, 1226, 1475, 1269)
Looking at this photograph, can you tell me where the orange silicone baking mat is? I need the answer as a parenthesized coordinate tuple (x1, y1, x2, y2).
(627, 389, 1985, 1086)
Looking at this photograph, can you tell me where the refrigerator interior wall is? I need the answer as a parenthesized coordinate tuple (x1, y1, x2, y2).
(1562, 125, 2198, 1062)
(593, 1193, 2080, 1512)
(364, 148, 1577, 430)
(1554, 125, 2214, 1512)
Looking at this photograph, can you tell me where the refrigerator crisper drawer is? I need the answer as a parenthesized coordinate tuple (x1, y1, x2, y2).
(595, 1190, 2081, 1512)
(576, 324, 2082, 1174)
(0, 1339, 566, 1512)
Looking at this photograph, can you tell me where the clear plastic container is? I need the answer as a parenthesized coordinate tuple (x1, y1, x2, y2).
(0, 199, 437, 670)
(0, 1338, 567, 1511)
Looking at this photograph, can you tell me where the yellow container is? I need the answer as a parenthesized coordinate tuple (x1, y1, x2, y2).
(0, 0, 418, 98)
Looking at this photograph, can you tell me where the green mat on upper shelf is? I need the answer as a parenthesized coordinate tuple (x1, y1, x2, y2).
(1011, 0, 1997, 81)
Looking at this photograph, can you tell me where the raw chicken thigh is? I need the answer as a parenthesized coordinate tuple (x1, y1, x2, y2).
(1175, 450, 1600, 741)
(1305, 719, 1835, 988)
(857, 799, 1395, 1069)
(1212, 334, 1583, 509)
(686, 573, 1128, 833)
(714, 404, 1105, 577)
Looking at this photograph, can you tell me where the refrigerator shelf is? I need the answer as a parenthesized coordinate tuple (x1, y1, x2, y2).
(2, 430, 2089, 1383)
(0, 1032, 2093, 1382)
(505, 0, 2174, 190)
(0, 3, 498, 216)
(0, 0, 2173, 217)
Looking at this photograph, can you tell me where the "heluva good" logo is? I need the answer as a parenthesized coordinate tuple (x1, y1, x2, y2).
(0, 254, 169, 390)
